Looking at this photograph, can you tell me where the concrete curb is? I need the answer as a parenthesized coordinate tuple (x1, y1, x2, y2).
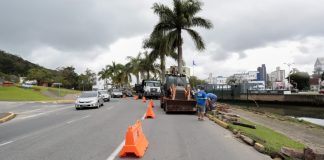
(207, 114, 229, 129)
(0, 112, 16, 123)
(207, 114, 269, 158)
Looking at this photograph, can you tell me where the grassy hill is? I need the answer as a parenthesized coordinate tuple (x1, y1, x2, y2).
(0, 50, 47, 76)
(0, 86, 80, 101)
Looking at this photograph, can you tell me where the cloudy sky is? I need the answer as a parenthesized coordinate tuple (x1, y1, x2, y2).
(1, 0, 324, 80)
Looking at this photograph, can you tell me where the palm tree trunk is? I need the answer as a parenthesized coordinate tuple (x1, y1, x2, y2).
(177, 30, 183, 74)
(147, 70, 150, 79)
(161, 54, 166, 82)
(136, 73, 140, 84)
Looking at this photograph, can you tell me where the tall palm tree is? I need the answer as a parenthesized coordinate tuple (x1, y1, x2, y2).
(143, 31, 177, 82)
(126, 52, 142, 84)
(152, 0, 213, 73)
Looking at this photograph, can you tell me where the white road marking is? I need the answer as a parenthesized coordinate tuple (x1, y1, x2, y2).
(16, 108, 43, 114)
(66, 115, 90, 124)
(106, 112, 146, 160)
(0, 141, 14, 147)
(106, 140, 125, 160)
(18, 107, 70, 120)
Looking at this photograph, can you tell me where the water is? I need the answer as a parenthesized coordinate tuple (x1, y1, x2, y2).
(226, 101, 324, 127)
(297, 117, 324, 127)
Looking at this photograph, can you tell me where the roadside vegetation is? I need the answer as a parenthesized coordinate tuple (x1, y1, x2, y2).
(228, 117, 305, 155)
(0, 86, 52, 101)
(33, 86, 80, 97)
(0, 85, 79, 101)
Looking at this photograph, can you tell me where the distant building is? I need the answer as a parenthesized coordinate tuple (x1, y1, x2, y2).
(309, 77, 321, 91)
(314, 57, 324, 74)
(215, 76, 227, 85)
(234, 71, 258, 82)
(204, 74, 227, 85)
(270, 67, 285, 82)
(257, 64, 267, 83)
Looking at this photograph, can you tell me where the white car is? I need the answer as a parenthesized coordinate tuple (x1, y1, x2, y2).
(98, 90, 111, 102)
(111, 89, 123, 98)
(75, 91, 104, 110)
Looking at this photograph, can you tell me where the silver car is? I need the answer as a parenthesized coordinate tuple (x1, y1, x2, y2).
(111, 89, 123, 98)
(75, 91, 104, 110)
(98, 90, 111, 102)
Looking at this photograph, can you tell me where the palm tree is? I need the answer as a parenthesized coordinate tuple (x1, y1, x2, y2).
(143, 31, 177, 82)
(99, 61, 124, 88)
(138, 51, 161, 79)
(126, 52, 142, 84)
(152, 0, 213, 73)
(115, 64, 132, 87)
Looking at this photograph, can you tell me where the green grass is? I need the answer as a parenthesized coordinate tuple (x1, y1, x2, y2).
(0, 86, 52, 101)
(228, 117, 305, 154)
(33, 86, 80, 97)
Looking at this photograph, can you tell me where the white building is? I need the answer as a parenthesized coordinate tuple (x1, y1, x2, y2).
(215, 76, 227, 85)
(314, 57, 324, 74)
(233, 71, 258, 82)
(269, 67, 285, 82)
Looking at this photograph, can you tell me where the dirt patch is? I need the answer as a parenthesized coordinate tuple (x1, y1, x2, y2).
(229, 105, 324, 154)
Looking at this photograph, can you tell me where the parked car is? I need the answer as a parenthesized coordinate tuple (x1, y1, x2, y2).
(98, 90, 111, 102)
(111, 89, 123, 98)
(75, 91, 104, 110)
(122, 89, 133, 97)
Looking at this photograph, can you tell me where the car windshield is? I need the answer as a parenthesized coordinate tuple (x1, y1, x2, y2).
(80, 92, 97, 98)
(146, 82, 160, 87)
(113, 89, 120, 92)
(99, 91, 108, 94)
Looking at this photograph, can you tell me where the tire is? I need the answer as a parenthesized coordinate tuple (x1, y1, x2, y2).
(76, 108, 80, 110)
(96, 102, 100, 109)
(107, 98, 110, 102)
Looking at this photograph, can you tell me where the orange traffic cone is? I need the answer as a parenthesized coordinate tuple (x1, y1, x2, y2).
(145, 104, 155, 119)
(119, 120, 149, 157)
(142, 96, 146, 103)
(133, 95, 138, 100)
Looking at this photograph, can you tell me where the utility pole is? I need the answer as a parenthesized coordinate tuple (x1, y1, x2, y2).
(284, 62, 294, 91)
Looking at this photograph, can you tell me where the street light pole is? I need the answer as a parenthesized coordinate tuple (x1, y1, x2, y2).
(284, 62, 294, 91)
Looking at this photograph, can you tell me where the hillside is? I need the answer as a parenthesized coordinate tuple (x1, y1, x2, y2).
(0, 50, 51, 76)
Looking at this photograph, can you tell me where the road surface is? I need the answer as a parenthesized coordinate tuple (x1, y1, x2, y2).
(0, 99, 270, 160)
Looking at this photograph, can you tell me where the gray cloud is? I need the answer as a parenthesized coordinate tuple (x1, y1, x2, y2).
(0, 0, 153, 54)
(201, 0, 324, 55)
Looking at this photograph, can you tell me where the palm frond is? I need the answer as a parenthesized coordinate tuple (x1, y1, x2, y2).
(191, 17, 213, 29)
(185, 28, 205, 50)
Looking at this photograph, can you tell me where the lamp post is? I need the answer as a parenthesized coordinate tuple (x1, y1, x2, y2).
(284, 62, 294, 91)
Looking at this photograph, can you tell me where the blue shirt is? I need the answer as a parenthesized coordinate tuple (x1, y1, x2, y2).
(207, 93, 217, 101)
(196, 90, 207, 106)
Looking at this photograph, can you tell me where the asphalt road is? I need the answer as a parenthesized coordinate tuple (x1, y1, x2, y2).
(0, 99, 271, 160)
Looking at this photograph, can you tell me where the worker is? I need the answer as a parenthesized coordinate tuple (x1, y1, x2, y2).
(206, 93, 217, 112)
(195, 87, 207, 121)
